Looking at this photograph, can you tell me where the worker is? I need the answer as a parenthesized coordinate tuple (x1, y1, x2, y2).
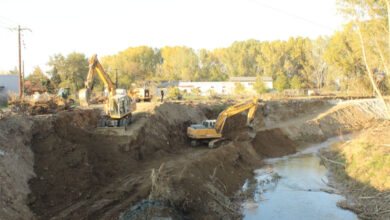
(161, 89, 164, 102)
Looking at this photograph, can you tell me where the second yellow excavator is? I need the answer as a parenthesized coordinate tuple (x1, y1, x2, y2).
(187, 99, 258, 148)
(79, 54, 136, 128)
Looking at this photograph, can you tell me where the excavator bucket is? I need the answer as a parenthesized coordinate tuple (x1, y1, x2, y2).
(79, 88, 91, 107)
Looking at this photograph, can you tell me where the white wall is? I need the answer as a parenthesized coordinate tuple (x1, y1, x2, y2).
(0, 75, 19, 96)
(179, 82, 235, 95)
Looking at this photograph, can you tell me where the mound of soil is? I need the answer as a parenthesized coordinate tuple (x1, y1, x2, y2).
(9, 97, 73, 115)
(251, 128, 297, 157)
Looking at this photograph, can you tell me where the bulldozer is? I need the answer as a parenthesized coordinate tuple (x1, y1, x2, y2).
(79, 54, 136, 128)
(187, 99, 258, 148)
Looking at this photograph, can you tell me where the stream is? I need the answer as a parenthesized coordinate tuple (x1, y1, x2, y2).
(241, 137, 357, 220)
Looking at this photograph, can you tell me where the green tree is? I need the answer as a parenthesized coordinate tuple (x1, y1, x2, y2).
(253, 77, 268, 94)
(26, 66, 55, 93)
(160, 46, 199, 81)
(234, 83, 245, 95)
(220, 39, 262, 77)
(198, 49, 228, 81)
(47, 53, 89, 93)
(26, 66, 48, 84)
(191, 87, 201, 96)
(290, 75, 302, 90)
(101, 46, 162, 87)
(274, 74, 290, 92)
(167, 86, 181, 100)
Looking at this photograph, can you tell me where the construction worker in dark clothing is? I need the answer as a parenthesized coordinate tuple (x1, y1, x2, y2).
(160, 90, 164, 102)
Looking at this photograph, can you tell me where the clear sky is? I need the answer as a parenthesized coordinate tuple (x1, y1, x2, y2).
(0, 0, 345, 76)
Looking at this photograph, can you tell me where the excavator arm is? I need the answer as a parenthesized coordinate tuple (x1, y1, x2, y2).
(79, 54, 116, 107)
(214, 99, 258, 134)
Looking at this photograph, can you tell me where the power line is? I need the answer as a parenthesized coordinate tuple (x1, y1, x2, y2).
(248, 0, 334, 31)
(0, 20, 13, 29)
(0, 15, 18, 26)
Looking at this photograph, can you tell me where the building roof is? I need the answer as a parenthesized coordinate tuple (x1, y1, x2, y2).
(157, 81, 179, 88)
(230, 77, 256, 82)
(230, 76, 272, 82)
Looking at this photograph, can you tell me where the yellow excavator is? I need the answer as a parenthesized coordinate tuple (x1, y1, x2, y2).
(79, 54, 136, 128)
(187, 99, 258, 148)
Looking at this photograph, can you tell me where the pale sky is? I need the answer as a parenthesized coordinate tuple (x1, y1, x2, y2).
(0, 0, 345, 76)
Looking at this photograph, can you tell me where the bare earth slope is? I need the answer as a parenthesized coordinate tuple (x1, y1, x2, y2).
(0, 98, 386, 219)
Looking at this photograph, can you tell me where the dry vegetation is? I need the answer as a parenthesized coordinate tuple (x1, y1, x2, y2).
(320, 121, 390, 219)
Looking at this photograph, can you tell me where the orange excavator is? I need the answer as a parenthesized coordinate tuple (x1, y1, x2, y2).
(79, 54, 136, 128)
(187, 99, 258, 148)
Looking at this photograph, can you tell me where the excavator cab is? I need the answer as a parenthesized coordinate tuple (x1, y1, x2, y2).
(108, 95, 134, 118)
(202, 120, 216, 128)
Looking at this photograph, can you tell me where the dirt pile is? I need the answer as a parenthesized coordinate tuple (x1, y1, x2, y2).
(251, 128, 297, 157)
(8, 97, 72, 115)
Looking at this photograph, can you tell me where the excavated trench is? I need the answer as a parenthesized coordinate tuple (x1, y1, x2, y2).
(0, 99, 386, 220)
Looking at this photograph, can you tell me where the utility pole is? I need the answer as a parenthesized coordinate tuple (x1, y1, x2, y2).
(22, 60, 25, 96)
(18, 25, 21, 98)
(10, 25, 31, 98)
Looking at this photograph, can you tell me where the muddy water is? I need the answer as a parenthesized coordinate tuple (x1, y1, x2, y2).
(242, 137, 357, 220)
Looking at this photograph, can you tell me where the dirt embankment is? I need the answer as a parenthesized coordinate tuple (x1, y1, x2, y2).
(4, 98, 384, 220)
(0, 101, 297, 220)
(253, 99, 387, 143)
(0, 116, 35, 220)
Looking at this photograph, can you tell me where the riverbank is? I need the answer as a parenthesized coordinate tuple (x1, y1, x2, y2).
(320, 121, 390, 220)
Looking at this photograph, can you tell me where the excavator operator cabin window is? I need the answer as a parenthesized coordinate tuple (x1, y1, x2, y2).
(120, 98, 125, 115)
(126, 97, 131, 111)
(110, 99, 119, 116)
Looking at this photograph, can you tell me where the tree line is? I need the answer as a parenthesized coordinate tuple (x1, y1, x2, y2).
(14, 0, 390, 95)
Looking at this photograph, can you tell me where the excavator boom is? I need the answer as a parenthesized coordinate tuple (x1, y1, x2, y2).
(78, 54, 136, 129)
(215, 99, 258, 134)
(79, 54, 116, 107)
(187, 99, 258, 147)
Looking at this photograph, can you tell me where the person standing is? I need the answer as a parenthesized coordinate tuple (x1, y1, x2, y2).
(160, 89, 164, 102)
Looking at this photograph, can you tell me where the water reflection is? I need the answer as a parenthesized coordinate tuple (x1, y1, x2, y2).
(242, 137, 357, 220)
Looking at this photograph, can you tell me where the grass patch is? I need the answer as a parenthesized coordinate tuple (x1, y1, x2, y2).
(320, 125, 390, 219)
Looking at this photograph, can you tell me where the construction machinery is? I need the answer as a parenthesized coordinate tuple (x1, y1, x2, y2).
(79, 54, 136, 128)
(57, 88, 74, 105)
(130, 88, 152, 102)
(187, 99, 258, 148)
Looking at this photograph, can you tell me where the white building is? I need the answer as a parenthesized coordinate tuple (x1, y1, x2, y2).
(229, 76, 273, 90)
(178, 76, 273, 96)
(0, 75, 19, 105)
(179, 81, 235, 95)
